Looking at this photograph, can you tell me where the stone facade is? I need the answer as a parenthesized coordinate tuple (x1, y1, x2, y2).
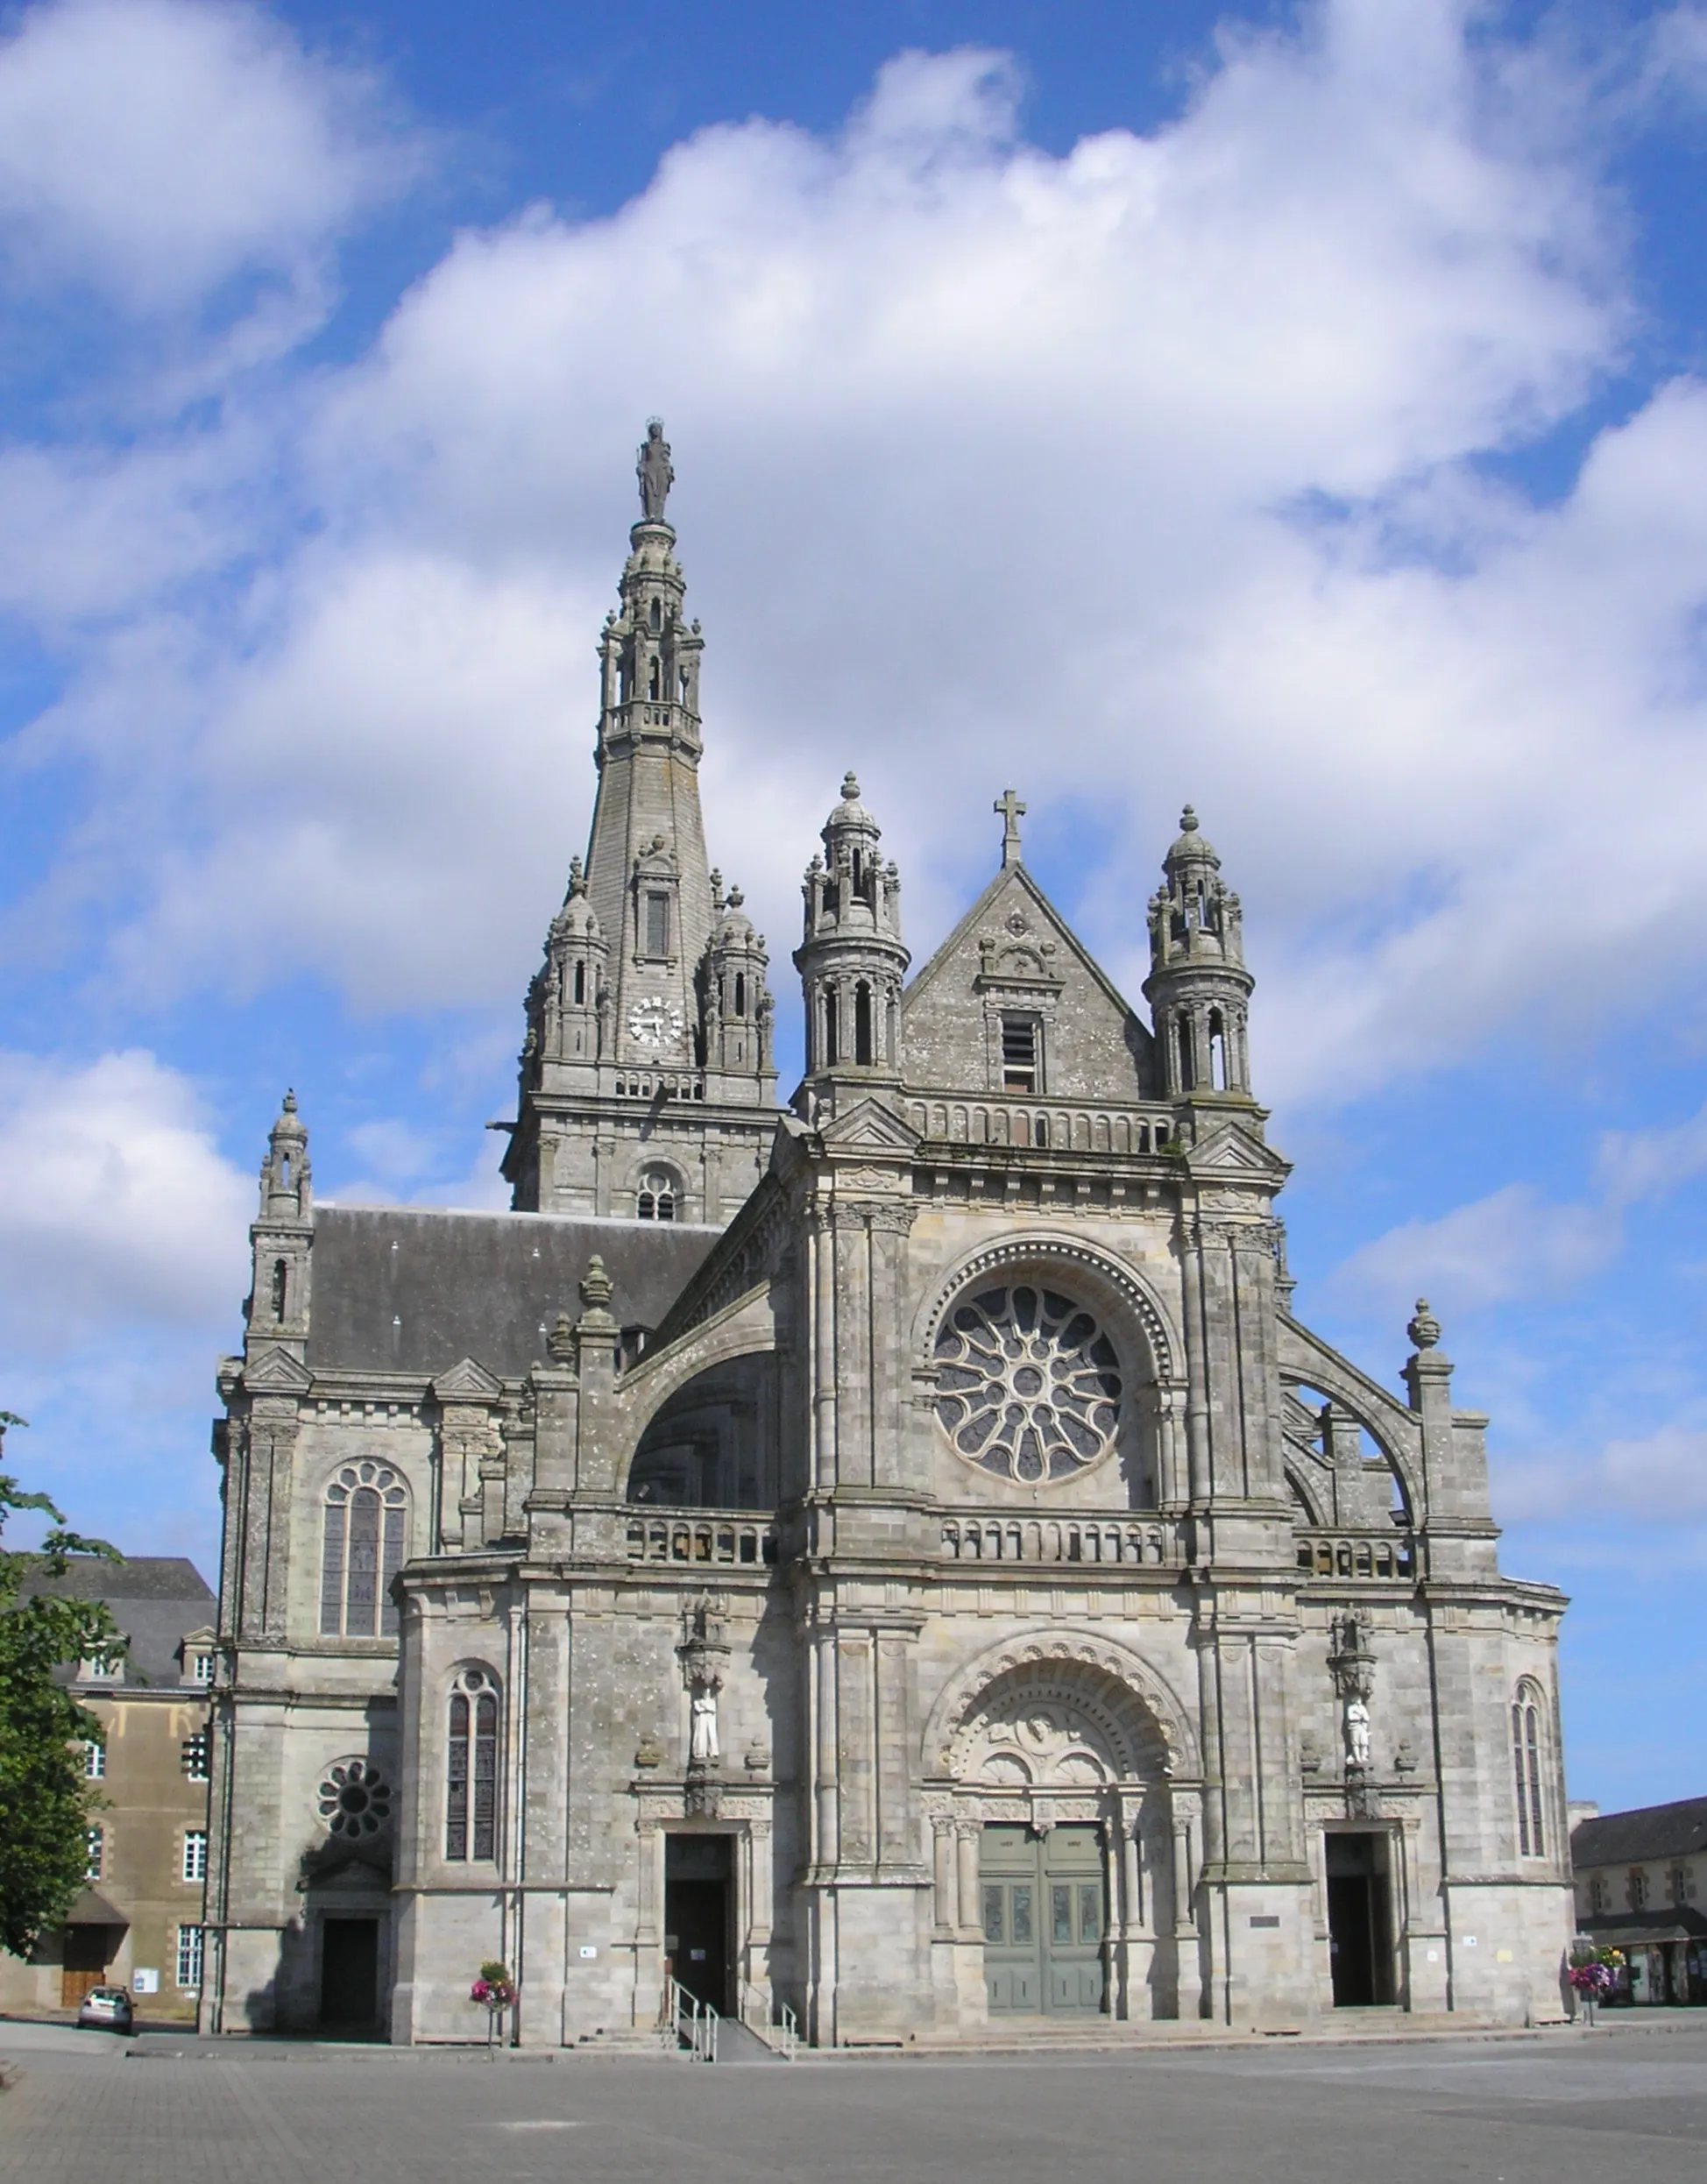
(202, 431, 1574, 2045)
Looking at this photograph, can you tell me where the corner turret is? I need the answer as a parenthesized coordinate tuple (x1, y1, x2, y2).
(247, 1091, 312, 1353)
(1142, 807, 1254, 1100)
(794, 774, 910, 1106)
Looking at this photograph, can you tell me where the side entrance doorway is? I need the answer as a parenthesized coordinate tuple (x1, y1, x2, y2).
(981, 1823, 1106, 2015)
(1325, 1832, 1394, 2007)
(664, 1833, 731, 2015)
(319, 1917, 381, 2034)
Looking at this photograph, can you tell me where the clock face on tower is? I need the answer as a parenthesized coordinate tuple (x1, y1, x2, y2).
(627, 995, 684, 1049)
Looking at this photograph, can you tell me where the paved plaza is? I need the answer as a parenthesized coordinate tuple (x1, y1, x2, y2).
(2, 2017, 1705, 2184)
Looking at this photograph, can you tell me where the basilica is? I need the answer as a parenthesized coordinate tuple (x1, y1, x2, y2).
(201, 431, 1574, 2046)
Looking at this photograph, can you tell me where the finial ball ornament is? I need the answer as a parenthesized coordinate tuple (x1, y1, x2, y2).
(1407, 1297, 1442, 1351)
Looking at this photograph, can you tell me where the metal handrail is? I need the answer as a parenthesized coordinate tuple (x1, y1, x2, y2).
(738, 1978, 799, 2060)
(667, 1976, 718, 2062)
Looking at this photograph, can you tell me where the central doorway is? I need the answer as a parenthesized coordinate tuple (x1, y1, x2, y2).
(664, 1833, 731, 2014)
(1325, 1832, 1393, 2006)
(319, 1917, 380, 2034)
(981, 1823, 1106, 2015)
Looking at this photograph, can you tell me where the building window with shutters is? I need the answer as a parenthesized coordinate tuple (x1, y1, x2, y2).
(181, 1728, 210, 1780)
(83, 1741, 104, 1780)
(445, 1669, 499, 1862)
(85, 1826, 104, 1880)
(319, 1464, 408, 1637)
(644, 890, 671, 958)
(181, 1831, 208, 1883)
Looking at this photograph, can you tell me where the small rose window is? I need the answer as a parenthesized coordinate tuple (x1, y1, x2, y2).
(316, 1757, 392, 1838)
(934, 1284, 1122, 1483)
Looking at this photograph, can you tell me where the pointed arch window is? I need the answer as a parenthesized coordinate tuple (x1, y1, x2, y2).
(1512, 1682, 1548, 1857)
(572, 959, 586, 1005)
(823, 988, 839, 1067)
(269, 1258, 287, 1321)
(446, 1669, 499, 1862)
(320, 1464, 407, 1637)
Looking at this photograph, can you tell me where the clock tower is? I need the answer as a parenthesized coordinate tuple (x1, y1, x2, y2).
(501, 426, 778, 1224)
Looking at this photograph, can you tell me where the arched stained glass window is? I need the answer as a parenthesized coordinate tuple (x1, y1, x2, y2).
(320, 1464, 408, 1637)
(1512, 1683, 1547, 1857)
(446, 1669, 499, 1862)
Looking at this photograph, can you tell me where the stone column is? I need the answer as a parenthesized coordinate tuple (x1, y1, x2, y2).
(1172, 1793, 1204, 2021)
(809, 1206, 838, 1490)
(812, 1628, 839, 1870)
(955, 1820, 982, 1939)
(931, 1819, 956, 1935)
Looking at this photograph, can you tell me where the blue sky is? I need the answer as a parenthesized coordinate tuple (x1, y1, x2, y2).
(2, 0, 1705, 1812)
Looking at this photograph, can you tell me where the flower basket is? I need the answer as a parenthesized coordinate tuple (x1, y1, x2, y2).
(470, 1960, 518, 2055)
(1566, 1945, 1623, 2021)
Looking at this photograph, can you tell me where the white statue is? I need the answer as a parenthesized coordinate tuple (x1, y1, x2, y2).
(1344, 1696, 1371, 1769)
(690, 1686, 720, 1765)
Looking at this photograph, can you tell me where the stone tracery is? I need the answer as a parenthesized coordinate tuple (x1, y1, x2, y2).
(934, 1283, 1122, 1483)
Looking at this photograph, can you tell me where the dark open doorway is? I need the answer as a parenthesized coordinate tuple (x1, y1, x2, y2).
(1325, 1832, 1393, 2006)
(664, 1833, 731, 2014)
(320, 1917, 380, 2034)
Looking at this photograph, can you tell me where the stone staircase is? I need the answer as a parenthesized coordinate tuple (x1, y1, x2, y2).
(567, 2022, 684, 2059)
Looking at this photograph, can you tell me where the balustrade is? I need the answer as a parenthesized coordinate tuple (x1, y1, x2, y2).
(904, 1098, 1176, 1156)
(625, 1512, 778, 1567)
(1294, 1530, 1416, 1581)
(939, 1517, 1174, 1566)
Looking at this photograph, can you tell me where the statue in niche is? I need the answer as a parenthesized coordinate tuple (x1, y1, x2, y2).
(1343, 1695, 1371, 1769)
(637, 419, 674, 521)
(690, 1685, 720, 1766)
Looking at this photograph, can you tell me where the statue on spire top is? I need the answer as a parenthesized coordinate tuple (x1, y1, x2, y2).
(637, 418, 674, 521)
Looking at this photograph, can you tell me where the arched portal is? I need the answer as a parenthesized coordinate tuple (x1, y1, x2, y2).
(924, 1639, 1203, 2025)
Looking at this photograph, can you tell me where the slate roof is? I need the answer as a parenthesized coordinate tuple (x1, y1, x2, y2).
(24, 1556, 215, 1689)
(1571, 1797, 1707, 1870)
(305, 1205, 721, 1380)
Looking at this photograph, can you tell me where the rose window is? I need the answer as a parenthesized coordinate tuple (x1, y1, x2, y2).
(316, 1757, 392, 1838)
(933, 1285, 1122, 1483)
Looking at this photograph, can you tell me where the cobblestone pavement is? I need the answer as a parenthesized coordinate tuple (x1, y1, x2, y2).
(4, 2017, 1705, 2184)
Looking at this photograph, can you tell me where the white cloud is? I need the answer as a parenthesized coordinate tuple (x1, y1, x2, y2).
(1500, 1420, 1707, 1526)
(1597, 1097, 1707, 1205)
(11, 2, 1707, 1112)
(0, 1049, 250, 1351)
(0, 0, 417, 316)
(1327, 1181, 1619, 1320)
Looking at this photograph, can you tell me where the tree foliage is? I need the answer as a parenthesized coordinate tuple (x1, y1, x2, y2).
(0, 1416, 124, 1960)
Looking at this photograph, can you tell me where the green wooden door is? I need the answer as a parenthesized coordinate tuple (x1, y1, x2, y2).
(981, 1823, 1106, 2015)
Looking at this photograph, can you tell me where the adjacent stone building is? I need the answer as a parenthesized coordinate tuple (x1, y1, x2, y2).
(0, 1557, 216, 2024)
(202, 431, 1574, 2045)
(1572, 1798, 1707, 2007)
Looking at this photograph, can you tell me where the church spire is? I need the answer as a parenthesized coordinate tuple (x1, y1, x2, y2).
(503, 428, 776, 1219)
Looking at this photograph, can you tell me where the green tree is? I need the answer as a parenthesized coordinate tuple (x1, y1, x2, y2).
(0, 1414, 124, 1959)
